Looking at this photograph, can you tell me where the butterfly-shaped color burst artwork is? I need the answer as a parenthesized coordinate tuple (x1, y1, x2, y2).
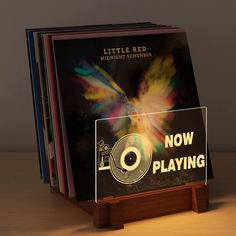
(73, 56, 177, 152)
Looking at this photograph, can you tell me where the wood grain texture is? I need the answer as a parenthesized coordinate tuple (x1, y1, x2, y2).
(0, 152, 236, 235)
(108, 200, 124, 230)
(91, 183, 207, 229)
(192, 184, 209, 213)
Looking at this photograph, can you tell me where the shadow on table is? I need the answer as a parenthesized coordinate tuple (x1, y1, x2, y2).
(209, 200, 230, 211)
(208, 153, 236, 199)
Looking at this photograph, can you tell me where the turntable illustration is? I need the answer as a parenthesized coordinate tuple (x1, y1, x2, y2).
(97, 133, 152, 185)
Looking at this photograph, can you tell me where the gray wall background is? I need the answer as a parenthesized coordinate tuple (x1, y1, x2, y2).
(0, 0, 235, 152)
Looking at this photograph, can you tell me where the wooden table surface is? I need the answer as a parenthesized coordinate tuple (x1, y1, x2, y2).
(0, 152, 235, 236)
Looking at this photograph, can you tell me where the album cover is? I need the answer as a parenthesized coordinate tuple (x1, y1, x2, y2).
(52, 29, 213, 201)
(26, 30, 49, 183)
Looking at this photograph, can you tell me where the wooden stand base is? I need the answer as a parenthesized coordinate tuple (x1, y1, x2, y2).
(52, 182, 209, 230)
(93, 182, 208, 229)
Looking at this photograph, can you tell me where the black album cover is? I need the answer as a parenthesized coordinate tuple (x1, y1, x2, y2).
(52, 30, 213, 201)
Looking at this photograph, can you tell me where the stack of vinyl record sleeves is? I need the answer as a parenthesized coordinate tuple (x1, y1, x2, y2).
(26, 22, 213, 202)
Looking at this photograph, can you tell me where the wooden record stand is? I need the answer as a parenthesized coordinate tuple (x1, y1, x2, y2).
(52, 181, 209, 230)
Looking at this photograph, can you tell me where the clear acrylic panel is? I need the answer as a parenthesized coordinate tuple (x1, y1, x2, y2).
(95, 107, 207, 202)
